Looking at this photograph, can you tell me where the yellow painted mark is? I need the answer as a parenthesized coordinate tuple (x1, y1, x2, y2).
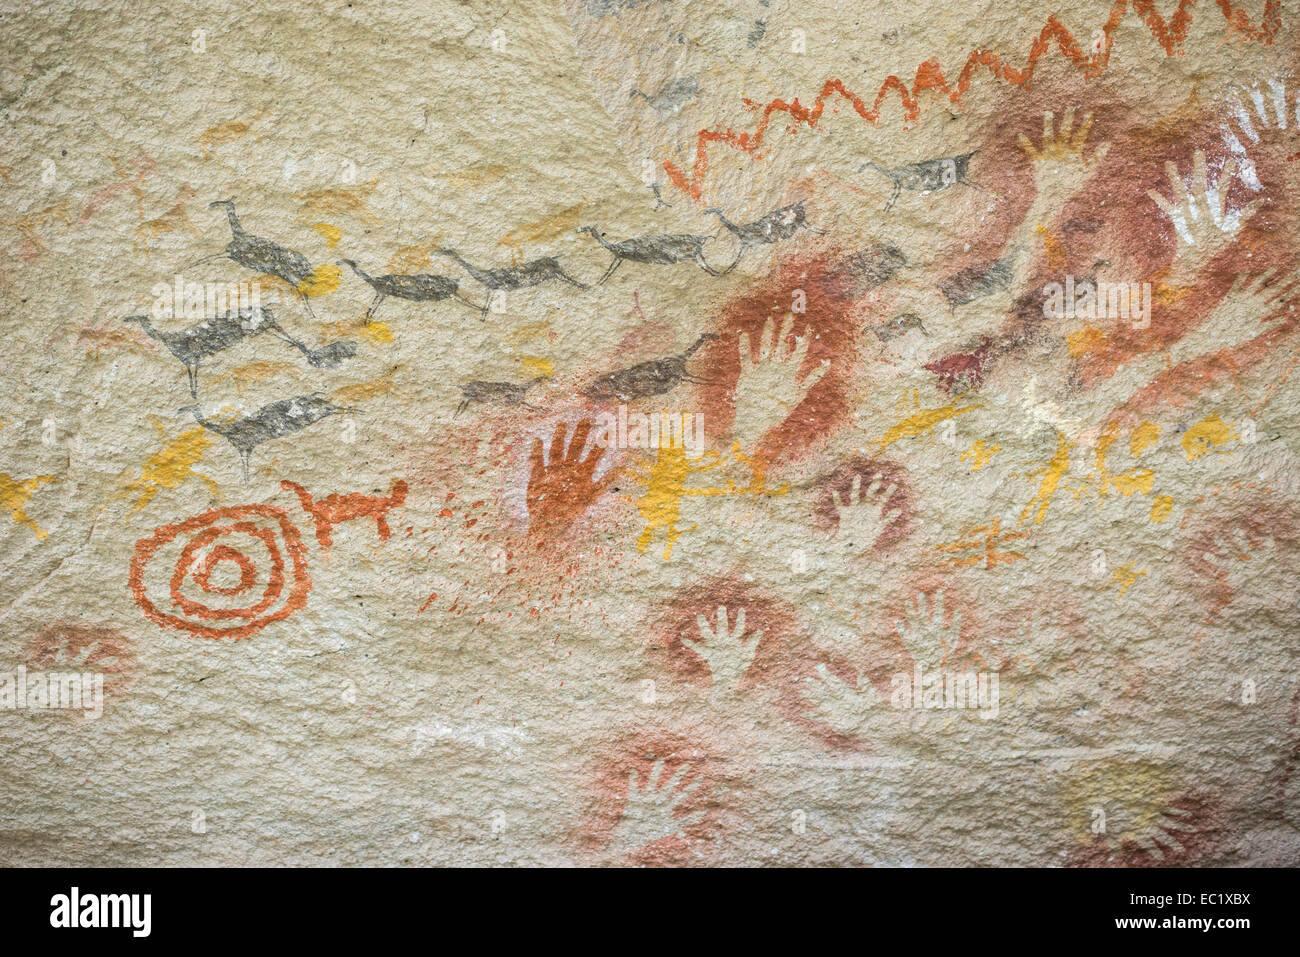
(385, 240, 444, 274)
(1067, 326, 1106, 358)
(875, 399, 982, 454)
(1036, 224, 1068, 271)
(1129, 421, 1161, 457)
(504, 321, 554, 346)
(935, 517, 1027, 569)
(960, 439, 999, 472)
(118, 425, 217, 513)
(294, 179, 379, 221)
(1020, 431, 1071, 526)
(1182, 414, 1238, 461)
(1107, 563, 1147, 597)
(498, 203, 585, 262)
(1108, 469, 1155, 497)
(431, 162, 510, 190)
(634, 446, 698, 561)
(518, 356, 554, 378)
(331, 367, 409, 404)
(629, 444, 787, 561)
(224, 360, 301, 396)
(1149, 495, 1174, 523)
(0, 473, 56, 539)
(198, 113, 261, 157)
(310, 222, 342, 249)
(360, 321, 393, 345)
(297, 263, 342, 298)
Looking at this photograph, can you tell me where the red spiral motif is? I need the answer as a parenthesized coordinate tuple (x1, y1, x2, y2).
(129, 505, 311, 641)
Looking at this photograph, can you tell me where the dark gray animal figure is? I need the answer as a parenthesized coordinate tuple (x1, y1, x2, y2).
(648, 182, 673, 210)
(126, 306, 296, 396)
(703, 201, 823, 273)
(630, 76, 699, 116)
(179, 393, 351, 482)
(938, 256, 1013, 308)
(454, 375, 549, 417)
(339, 259, 481, 323)
(193, 200, 320, 317)
(834, 243, 908, 295)
(583, 333, 718, 401)
(873, 312, 928, 342)
(859, 150, 980, 211)
(436, 249, 588, 320)
(578, 227, 719, 284)
(284, 335, 357, 369)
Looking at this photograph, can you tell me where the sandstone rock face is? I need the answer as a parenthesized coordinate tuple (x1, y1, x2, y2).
(1, 0, 1297, 866)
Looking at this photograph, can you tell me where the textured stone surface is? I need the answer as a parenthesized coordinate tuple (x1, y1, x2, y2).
(0, 1, 1297, 866)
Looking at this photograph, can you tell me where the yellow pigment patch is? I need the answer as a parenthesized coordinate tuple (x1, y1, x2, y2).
(518, 356, 554, 378)
(1067, 326, 1106, 358)
(1129, 421, 1161, 457)
(360, 321, 393, 344)
(0, 472, 57, 539)
(1020, 432, 1071, 526)
(310, 222, 342, 248)
(117, 426, 217, 513)
(297, 263, 342, 298)
(960, 439, 999, 471)
(1182, 414, 1238, 461)
(1149, 495, 1174, 523)
(1107, 563, 1147, 597)
(875, 400, 982, 453)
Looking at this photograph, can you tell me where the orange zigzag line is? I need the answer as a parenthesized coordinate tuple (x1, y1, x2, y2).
(663, 0, 1283, 200)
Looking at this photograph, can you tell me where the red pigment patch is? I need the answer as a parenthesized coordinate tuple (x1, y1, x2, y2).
(923, 337, 995, 394)
(698, 250, 863, 466)
(1068, 791, 1225, 867)
(646, 575, 807, 693)
(574, 728, 734, 866)
(810, 454, 916, 551)
(25, 622, 137, 713)
(1178, 496, 1299, 622)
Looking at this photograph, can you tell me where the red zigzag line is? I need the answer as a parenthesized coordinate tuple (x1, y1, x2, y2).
(663, 0, 1283, 200)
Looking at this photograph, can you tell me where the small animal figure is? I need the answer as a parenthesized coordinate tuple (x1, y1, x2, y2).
(704, 201, 823, 272)
(923, 338, 995, 394)
(859, 150, 980, 211)
(938, 256, 1013, 308)
(578, 226, 719, 284)
(339, 259, 480, 322)
(124, 305, 284, 396)
(873, 312, 928, 342)
(280, 477, 407, 552)
(583, 333, 717, 401)
(180, 393, 352, 483)
(630, 76, 700, 115)
(436, 249, 588, 319)
(454, 376, 548, 417)
(196, 200, 321, 317)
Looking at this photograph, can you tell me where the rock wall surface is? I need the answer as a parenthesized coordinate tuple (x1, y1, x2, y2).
(0, 0, 1297, 865)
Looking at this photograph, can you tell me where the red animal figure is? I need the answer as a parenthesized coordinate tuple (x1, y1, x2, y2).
(924, 337, 995, 394)
(281, 478, 408, 552)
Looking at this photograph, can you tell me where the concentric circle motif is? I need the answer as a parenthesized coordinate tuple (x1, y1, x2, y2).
(129, 505, 311, 641)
